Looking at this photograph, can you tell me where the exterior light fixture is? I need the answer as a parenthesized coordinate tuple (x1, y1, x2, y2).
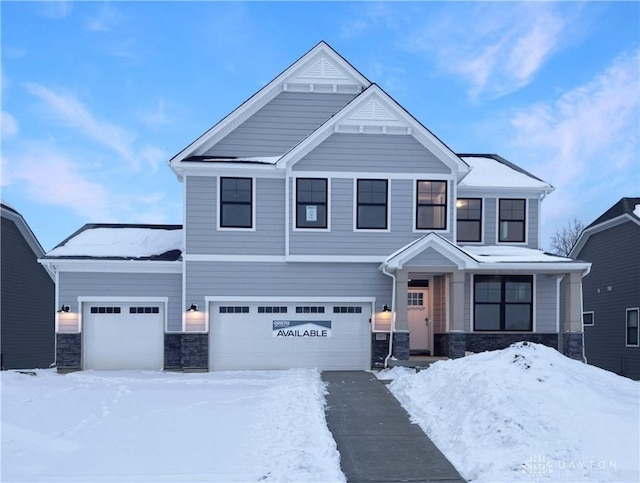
(188, 304, 198, 312)
(57, 305, 70, 313)
(382, 304, 391, 312)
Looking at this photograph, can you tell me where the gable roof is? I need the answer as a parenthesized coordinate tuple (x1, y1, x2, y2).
(169, 41, 371, 175)
(569, 197, 640, 257)
(458, 154, 554, 194)
(1, 200, 53, 279)
(277, 83, 470, 177)
(42, 224, 183, 261)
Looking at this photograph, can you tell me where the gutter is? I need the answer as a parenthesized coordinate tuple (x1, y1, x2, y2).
(381, 264, 396, 368)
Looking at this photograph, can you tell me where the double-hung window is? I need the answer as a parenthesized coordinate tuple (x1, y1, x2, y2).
(626, 308, 639, 347)
(296, 178, 328, 229)
(220, 177, 252, 228)
(416, 180, 447, 230)
(499, 199, 526, 242)
(474, 275, 533, 331)
(356, 179, 388, 230)
(457, 198, 482, 242)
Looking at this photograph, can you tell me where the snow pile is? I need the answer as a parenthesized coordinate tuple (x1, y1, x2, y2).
(1, 369, 344, 482)
(47, 227, 183, 258)
(388, 342, 640, 482)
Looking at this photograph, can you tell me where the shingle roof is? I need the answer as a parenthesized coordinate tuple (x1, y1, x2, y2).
(587, 197, 640, 228)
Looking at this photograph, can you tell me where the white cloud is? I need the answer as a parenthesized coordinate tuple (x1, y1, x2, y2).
(508, 50, 640, 246)
(140, 99, 169, 126)
(1, 112, 18, 139)
(24, 83, 138, 162)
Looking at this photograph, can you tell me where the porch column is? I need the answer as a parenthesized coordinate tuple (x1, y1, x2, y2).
(449, 270, 465, 332)
(562, 271, 585, 361)
(394, 269, 409, 331)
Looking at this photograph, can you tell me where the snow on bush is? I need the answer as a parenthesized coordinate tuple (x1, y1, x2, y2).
(389, 342, 640, 482)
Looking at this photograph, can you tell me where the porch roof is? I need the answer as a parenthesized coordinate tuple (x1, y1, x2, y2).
(381, 233, 591, 274)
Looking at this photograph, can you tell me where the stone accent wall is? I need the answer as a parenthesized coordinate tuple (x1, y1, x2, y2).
(56, 333, 81, 371)
(371, 333, 389, 368)
(560, 332, 585, 361)
(392, 331, 410, 360)
(164, 333, 209, 370)
(164, 334, 182, 370)
(433, 332, 560, 358)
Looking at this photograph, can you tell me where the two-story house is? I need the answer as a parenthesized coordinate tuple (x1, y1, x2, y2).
(41, 41, 591, 371)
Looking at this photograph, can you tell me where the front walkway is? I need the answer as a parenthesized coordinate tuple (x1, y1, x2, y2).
(322, 371, 465, 483)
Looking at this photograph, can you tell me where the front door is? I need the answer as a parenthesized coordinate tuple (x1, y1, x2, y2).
(408, 289, 432, 355)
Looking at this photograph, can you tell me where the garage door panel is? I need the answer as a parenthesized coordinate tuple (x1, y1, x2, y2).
(210, 303, 370, 371)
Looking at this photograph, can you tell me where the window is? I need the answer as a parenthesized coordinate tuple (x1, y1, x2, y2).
(220, 177, 252, 228)
(296, 178, 327, 229)
(295, 306, 325, 314)
(333, 306, 363, 314)
(219, 306, 250, 314)
(129, 307, 160, 314)
(457, 198, 482, 242)
(499, 199, 526, 242)
(258, 306, 288, 314)
(583, 312, 594, 327)
(357, 179, 388, 229)
(416, 180, 447, 230)
(90, 306, 121, 314)
(626, 308, 639, 347)
(408, 292, 424, 306)
(474, 275, 533, 331)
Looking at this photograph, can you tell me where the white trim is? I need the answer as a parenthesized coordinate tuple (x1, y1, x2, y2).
(185, 254, 287, 262)
(216, 176, 256, 232)
(445, 273, 451, 332)
(40, 260, 183, 273)
(182, 177, 189, 332)
(289, 170, 453, 180)
(286, 255, 385, 263)
(555, 276, 561, 333)
(353, 177, 391, 233)
(496, 197, 529, 246)
(207, 295, 376, 303)
(412, 179, 453, 234)
(78, 297, 169, 332)
(625, 307, 639, 347)
(292, 176, 331, 232)
(532, 273, 537, 332)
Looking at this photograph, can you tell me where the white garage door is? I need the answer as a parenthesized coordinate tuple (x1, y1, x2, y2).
(210, 302, 371, 371)
(83, 303, 164, 370)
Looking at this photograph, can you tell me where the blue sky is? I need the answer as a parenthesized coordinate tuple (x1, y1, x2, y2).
(2, 1, 639, 252)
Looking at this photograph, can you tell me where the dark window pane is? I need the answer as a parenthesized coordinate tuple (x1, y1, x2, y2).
(505, 305, 532, 330)
(296, 204, 327, 228)
(457, 220, 481, 242)
(357, 179, 387, 230)
(475, 280, 502, 303)
(475, 305, 501, 330)
(627, 310, 639, 346)
(358, 205, 387, 229)
(221, 204, 251, 228)
(417, 205, 446, 229)
(296, 178, 327, 228)
(505, 281, 532, 303)
(499, 199, 525, 242)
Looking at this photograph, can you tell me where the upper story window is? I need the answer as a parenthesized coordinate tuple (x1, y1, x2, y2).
(416, 180, 447, 230)
(499, 199, 526, 242)
(356, 179, 388, 230)
(220, 177, 253, 228)
(457, 198, 482, 242)
(296, 178, 328, 229)
(474, 275, 533, 331)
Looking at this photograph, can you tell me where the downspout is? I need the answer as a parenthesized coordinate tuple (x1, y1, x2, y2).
(579, 264, 591, 364)
(381, 264, 396, 368)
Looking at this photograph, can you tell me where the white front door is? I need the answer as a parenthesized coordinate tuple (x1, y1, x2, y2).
(408, 289, 432, 354)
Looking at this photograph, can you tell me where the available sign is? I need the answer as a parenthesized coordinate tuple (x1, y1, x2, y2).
(273, 320, 331, 338)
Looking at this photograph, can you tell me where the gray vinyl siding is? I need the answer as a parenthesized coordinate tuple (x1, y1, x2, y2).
(293, 133, 452, 174)
(58, 272, 183, 332)
(186, 176, 285, 255)
(535, 275, 558, 332)
(578, 221, 640, 379)
(290, 178, 453, 256)
(203, 92, 357, 157)
(186, 261, 391, 309)
(408, 248, 458, 268)
(1, 217, 55, 369)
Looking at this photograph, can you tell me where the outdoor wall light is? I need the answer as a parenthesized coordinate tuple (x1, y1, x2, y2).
(57, 305, 70, 313)
(382, 305, 391, 312)
(188, 304, 198, 312)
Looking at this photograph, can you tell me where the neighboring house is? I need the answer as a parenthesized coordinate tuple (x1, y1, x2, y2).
(40, 42, 591, 372)
(570, 197, 640, 379)
(1, 201, 55, 369)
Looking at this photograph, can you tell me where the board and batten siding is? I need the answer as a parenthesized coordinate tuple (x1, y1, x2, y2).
(57, 272, 183, 332)
(185, 176, 285, 255)
(432, 275, 447, 333)
(293, 133, 453, 174)
(289, 178, 453, 256)
(202, 92, 357, 158)
(186, 261, 391, 310)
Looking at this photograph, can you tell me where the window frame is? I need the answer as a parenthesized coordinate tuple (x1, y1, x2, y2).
(473, 274, 534, 332)
(218, 177, 255, 230)
(415, 180, 448, 231)
(354, 178, 390, 231)
(456, 197, 483, 243)
(582, 311, 594, 327)
(498, 198, 527, 243)
(295, 177, 329, 230)
(626, 308, 639, 347)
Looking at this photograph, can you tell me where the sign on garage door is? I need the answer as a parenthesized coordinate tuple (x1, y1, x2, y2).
(210, 302, 371, 371)
(83, 303, 165, 370)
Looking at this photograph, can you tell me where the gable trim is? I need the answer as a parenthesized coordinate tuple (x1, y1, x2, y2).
(569, 213, 640, 258)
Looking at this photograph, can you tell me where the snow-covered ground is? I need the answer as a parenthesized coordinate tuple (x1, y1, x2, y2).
(1, 369, 344, 483)
(383, 342, 640, 482)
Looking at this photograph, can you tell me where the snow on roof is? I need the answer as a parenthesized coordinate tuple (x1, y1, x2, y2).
(462, 245, 572, 263)
(47, 226, 183, 259)
(459, 156, 552, 190)
(634, 204, 640, 218)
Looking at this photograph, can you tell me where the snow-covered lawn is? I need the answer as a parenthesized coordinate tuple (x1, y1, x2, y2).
(382, 342, 640, 482)
(1, 369, 344, 483)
